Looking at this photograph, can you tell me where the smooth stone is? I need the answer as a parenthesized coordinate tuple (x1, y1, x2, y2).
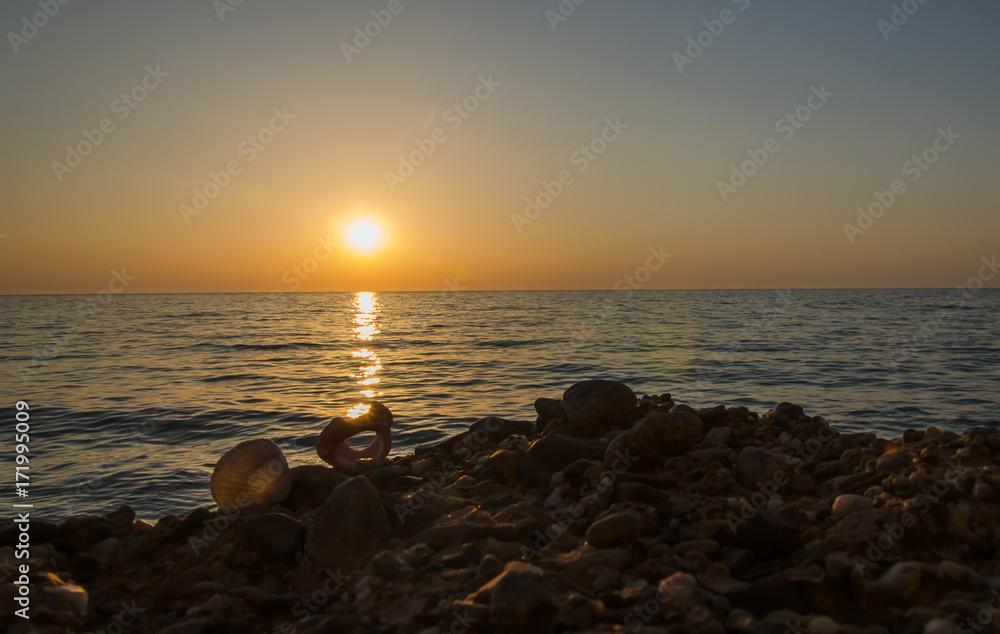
(657, 572, 697, 610)
(478, 553, 504, 579)
(370, 550, 404, 579)
(469, 416, 534, 443)
(585, 509, 644, 548)
(808, 616, 839, 634)
(411, 458, 434, 477)
(923, 617, 958, 634)
(865, 561, 922, 603)
(561, 380, 638, 434)
(534, 397, 565, 426)
(875, 450, 908, 473)
(240, 513, 303, 566)
(520, 435, 606, 483)
(704, 426, 732, 446)
(603, 410, 703, 467)
(470, 562, 556, 628)
(831, 494, 873, 519)
(734, 447, 791, 490)
(697, 405, 728, 426)
(305, 476, 392, 571)
(90, 537, 120, 561)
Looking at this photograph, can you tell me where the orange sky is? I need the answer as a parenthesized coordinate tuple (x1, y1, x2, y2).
(1, 2, 997, 293)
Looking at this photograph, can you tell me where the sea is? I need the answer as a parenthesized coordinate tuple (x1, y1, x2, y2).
(1, 289, 998, 522)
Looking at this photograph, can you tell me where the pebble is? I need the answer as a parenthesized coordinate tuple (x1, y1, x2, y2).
(831, 493, 874, 518)
(734, 446, 790, 490)
(29, 387, 1000, 634)
(704, 426, 732, 445)
(584, 509, 644, 548)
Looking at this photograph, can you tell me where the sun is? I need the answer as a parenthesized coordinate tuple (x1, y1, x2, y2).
(346, 220, 382, 253)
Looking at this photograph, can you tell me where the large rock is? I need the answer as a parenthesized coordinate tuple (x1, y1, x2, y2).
(560, 380, 638, 435)
(305, 476, 392, 571)
(519, 435, 606, 483)
(603, 410, 702, 467)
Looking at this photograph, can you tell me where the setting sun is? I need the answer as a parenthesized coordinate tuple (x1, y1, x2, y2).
(346, 220, 382, 253)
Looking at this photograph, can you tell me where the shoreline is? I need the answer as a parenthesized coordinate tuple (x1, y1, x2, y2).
(3, 380, 1000, 633)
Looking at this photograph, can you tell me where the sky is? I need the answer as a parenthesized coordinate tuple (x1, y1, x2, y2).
(1, 0, 998, 293)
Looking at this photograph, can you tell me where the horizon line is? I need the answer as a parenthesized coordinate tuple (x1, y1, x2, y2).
(2, 287, 996, 297)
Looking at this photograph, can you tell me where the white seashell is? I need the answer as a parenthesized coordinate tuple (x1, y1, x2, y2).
(317, 401, 393, 474)
(211, 438, 292, 506)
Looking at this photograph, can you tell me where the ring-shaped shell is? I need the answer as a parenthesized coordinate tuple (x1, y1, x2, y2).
(211, 438, 292, 506)
(317, 401, 393, 473)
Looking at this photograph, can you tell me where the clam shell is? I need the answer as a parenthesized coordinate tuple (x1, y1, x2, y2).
(317, 401, 393, 473)
(211, 438, 292, 506)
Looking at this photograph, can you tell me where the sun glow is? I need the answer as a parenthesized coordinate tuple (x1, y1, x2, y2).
(346, 220, 382, 253)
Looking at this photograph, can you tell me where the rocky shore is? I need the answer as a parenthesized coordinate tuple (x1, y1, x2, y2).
(4, 380, 1000, 633)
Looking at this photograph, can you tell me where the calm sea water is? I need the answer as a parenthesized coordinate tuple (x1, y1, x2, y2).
(1, 290, 998, 521)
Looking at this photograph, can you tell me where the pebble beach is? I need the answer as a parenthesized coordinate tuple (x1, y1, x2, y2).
(4, 379, 1000, 634)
